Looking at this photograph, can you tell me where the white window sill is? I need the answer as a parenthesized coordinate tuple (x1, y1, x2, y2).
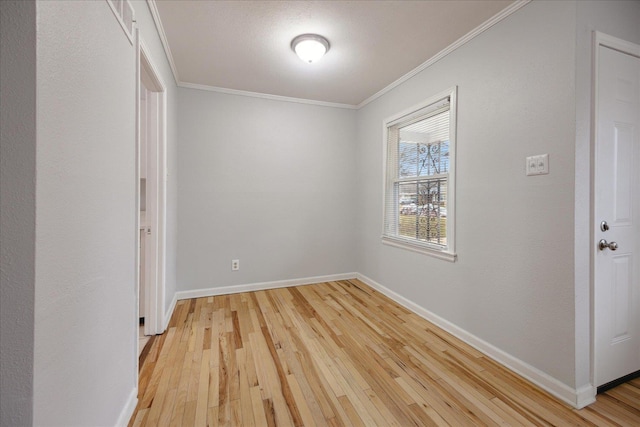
(382, 236, 457, 262)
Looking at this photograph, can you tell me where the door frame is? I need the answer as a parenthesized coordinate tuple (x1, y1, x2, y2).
(136, 37, 167, 338)
(591, 31, 640, 391)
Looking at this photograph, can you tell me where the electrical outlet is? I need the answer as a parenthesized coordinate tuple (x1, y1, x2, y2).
(231, 259, 240, 271)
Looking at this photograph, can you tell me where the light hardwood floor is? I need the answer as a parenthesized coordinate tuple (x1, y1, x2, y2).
(129, 279, 640, 426)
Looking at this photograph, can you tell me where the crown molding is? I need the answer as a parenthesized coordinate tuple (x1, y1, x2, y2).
(178, 82, 358, 110)
(356, 0, 531, 109)
(146, 0, 180, 85)
(146, 0, 531, 110)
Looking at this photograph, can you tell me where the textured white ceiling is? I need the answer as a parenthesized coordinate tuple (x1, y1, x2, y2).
(152, 0, 518, 107)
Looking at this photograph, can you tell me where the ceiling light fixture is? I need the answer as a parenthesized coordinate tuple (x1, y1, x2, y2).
(291, 34, 330, 64)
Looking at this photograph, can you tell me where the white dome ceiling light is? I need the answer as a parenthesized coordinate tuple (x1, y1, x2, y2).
(291, 34, 330, 64)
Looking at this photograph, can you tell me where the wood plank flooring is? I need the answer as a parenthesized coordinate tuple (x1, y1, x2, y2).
(129, 279, 640, 426)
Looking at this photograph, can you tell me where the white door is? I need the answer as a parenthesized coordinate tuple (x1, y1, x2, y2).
(594, 40, 640, 388)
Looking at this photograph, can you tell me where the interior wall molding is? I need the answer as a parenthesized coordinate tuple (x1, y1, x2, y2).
(172, 272, 358, 301)
(178, 82, 358, 110)
(161, 269, 596, 409)
(163, 292, 177, 332)
(115, 388, 137, 427)
(146, 0, 180, 84)
(145, 0, 531, 110)
(356, 0, 531, 108)
(355, 273, 596, 409)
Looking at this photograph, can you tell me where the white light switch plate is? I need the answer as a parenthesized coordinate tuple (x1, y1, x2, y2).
(526, 154, 549, 176)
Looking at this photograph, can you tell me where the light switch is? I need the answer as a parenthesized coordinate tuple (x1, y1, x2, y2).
(526, 157, 537, 175)
(526, 154, 549, 176)
(537, 154, 549, 174)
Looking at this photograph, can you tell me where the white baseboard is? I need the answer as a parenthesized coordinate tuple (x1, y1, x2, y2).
(163, 292, 178, 332)
(173, 272, 357, 302)
(356, 273, 596, 409)
(161, 271, 595, 409)
(115, 387, 137, 427)
(575, 384, 597, 409)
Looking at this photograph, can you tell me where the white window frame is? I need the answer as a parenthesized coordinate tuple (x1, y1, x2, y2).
(382, 87, 457, 262)
(106, 0, 135, 44)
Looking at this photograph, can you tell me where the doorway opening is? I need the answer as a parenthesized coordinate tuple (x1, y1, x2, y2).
(137, 39, 167, 353)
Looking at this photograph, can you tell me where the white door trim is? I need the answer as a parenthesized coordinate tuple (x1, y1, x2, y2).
(137, 37, 168, 337)
(595, 32, 640, 58)
(591, 31, 640, 390)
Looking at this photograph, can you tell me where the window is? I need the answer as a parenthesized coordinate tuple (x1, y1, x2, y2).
(107, 0, 135, 44)
(383, 87, 457, 261)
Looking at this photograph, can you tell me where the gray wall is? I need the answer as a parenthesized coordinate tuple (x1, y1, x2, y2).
(177, 89, 357, 291)
(355, 0, 578, 387)
(0, 1, 180, 423)
(33, 1, 136, 424)
(0, 1, 36, 425)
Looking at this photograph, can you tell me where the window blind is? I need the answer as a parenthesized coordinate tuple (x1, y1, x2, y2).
(384, 97, 451, 249)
